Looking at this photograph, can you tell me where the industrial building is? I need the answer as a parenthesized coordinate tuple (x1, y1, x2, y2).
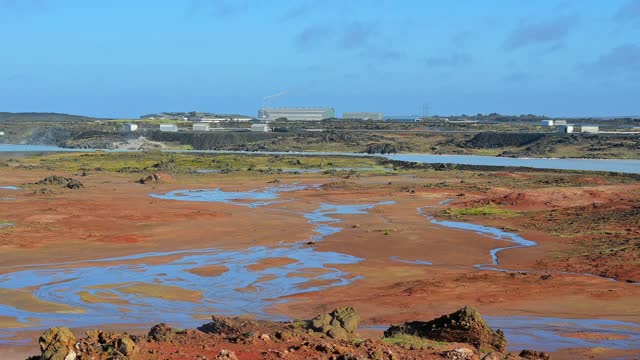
(141, 113, 187, 121)
(159, 124, 178, 132)
(554, 120, 568, 126)
(258, 107, 335, 121)
(193, 123, 210, 132)
(121, 123, 138, 132)
(250, 123, 270, 132)
(343, 112, 384, 121)
(581, 125, 599, 133)
(189, 111, 253, 122)
(559, 125, 574, 133)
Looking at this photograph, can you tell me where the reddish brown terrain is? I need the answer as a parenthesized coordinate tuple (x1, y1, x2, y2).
(1, 159, 639, 360)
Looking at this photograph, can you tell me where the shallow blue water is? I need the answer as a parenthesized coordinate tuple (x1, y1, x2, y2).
(150, 183, 310, 208)
(418, 206, 537, 269)
(0, 186, 20, 190)
(485, 316, 640, 352)
(364, 317, 640, 352)
(1, 178, 639, 351)
(390, 256, 433, 266)
(386, 153, 640, 174)
(0, 185, 393, 343)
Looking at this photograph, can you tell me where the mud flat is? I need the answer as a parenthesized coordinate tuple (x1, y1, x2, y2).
(1, 152, 639, 359)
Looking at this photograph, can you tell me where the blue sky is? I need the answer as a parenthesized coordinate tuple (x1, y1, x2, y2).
(1, 0, 639, 118)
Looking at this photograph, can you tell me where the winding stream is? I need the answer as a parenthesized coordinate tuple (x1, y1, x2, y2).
(0, 185, 393, 344)
(0, 183, 638, 351)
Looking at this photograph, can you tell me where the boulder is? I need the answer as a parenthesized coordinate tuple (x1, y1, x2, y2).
(116, 335, 137, 356)
(441, 347, 476, 360)
(137, 171, 175, 184)
(519, 350, 551, 360)
(307, 306, 361, 340)
(384, 305, 507, 353)
(75, 330, 138, 358)
(216, 349, 239, 360)
(148, 323, 174, 342)
(39, 327, 77, 360)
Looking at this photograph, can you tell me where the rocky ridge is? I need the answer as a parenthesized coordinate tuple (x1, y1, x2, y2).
(30, 306, 548, 360)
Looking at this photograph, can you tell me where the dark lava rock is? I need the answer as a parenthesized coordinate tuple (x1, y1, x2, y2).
(384, 305, 507, 353)
(365, 143, 398, 154)
(464, 133, 546, 149)
(198, 315, 283, 342)
(35, 175, 83, 189)
(519, 349, 551, 360)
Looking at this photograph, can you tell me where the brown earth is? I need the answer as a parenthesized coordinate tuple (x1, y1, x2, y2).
(1, 167, 640, 359)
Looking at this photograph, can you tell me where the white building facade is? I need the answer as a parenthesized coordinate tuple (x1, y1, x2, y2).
(258, 107, 335, 121)
(159, 124, 178, 132)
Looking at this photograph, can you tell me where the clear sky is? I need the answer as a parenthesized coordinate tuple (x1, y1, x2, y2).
(1, 0, 639, 118)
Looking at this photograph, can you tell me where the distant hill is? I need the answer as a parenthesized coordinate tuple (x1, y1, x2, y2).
(0, 112, 108, 122)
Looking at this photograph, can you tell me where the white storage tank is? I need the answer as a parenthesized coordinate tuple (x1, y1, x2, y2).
(540, 120, 554, 126)
(159, 124, 178, 132)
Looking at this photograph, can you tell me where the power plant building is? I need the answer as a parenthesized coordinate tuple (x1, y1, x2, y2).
(193, 123, 210, 131)
(250, 123, 270, 132)
(159, 124, 178, 132)
(580, 125, 599, 133)
(258, 107, 335, 121)
(121, 123, 138, 132)
(343, 112, 384, 121)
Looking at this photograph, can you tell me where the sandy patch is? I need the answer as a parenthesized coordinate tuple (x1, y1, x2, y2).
(187, 265, 229, 277)
(0, 289, 85, 314)
(246, 257, 299, 271)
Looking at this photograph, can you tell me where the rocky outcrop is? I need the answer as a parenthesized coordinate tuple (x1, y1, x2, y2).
(148, 323, 174, 342)
(38, 327, 76, 360)
(306, 306, 361, 340)
(384, 305, 507, 353)
(74, 330, 138, 359)
(464, 133, 546, 149)
(35, 176, 83, 189)
(364, 143, 399, 154)
(29, 311, 552, 360)
(137, 171, 175, 184)
(198, 315, 283, 342)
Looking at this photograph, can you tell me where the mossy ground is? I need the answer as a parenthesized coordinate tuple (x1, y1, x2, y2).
(381, 334, 448, 350)
(445, 205, 521, 217)
(15, 151, 390, 174)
